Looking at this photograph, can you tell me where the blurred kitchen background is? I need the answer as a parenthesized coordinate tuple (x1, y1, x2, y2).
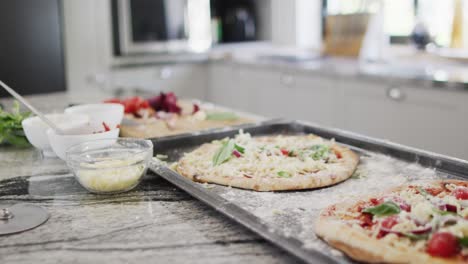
(1, 0, 468, 159)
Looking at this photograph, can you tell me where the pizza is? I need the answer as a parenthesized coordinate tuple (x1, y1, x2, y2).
(316, 180, 468, 263)
(105, 93, 254, 138)
(176, 131, 359, 191)
(120, 100, 253, 138)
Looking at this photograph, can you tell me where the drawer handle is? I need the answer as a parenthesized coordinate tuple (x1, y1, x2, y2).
(387, 87, 405, 101)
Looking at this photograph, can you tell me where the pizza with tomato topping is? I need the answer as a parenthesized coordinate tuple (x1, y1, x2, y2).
(316, 180, 468, 263)
(105, 93, 253, 138)
(176, 131, 359, 191)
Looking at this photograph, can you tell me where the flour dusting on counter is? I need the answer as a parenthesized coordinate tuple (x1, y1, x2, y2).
(217, 152, 446, 253)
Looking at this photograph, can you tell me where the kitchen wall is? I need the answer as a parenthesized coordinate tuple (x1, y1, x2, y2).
(62, 0, 113, 98)
(62, 0, 323, 97)
(59, 1, 468, 160)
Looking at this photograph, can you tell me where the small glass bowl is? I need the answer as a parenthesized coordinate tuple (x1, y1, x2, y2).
(66, 138, 153, 194)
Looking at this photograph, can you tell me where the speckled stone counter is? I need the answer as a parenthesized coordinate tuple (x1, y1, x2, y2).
(0, 94, 296, 264)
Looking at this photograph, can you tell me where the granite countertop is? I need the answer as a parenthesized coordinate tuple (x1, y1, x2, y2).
(0, 94, 297, 264)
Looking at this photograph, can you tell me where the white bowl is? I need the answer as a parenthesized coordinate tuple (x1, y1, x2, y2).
(47, 124, 120, 160)
(22, 113, 90, 157)
(64, 103, 124, 130)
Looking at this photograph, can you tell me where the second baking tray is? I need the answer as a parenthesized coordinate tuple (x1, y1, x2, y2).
(148, 120, 468, 263)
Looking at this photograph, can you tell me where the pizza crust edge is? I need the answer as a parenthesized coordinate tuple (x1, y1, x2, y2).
(315, 180, 466, 264)
(176, 136, 359, 191)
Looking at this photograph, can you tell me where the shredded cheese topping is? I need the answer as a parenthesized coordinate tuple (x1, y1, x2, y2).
(336, 182, 468, 257)
(180, 131, 341, 179)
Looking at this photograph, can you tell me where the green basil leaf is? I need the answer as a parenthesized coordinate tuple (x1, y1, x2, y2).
(459, 237, 468, 247)
(212, 139, 235, 166)
(0, 101, 31, 147)
(418, 187, 431, 197)
(403, 233, 429, 240)
(234, 144, 245, 154)
(206, 112, 238, 121)
(432, 208, 458, 216)
(362, 201, 401, 216)
(277, 171, 291, 178)
(310, 144, 331, 160)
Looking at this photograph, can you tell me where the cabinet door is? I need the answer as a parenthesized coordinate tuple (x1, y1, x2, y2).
(339, 79, 468, 159)
(208, 63, 256, 111)
(247, 69, 339, 127)
(283, 72, 337, 127)
(209, 65, 342, 125)
(109, 64, 208, 99)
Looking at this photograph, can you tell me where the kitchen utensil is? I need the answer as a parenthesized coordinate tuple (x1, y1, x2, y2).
(0, 204, 49, 235)
(0, 80, 65, 134)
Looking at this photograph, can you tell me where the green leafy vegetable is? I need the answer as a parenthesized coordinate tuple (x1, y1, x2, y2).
(212, 139, 235, 166)
(418, 187, 431, 197)
(403, 233, 429, 240)
(234, 144, 245, 154)
(277, 171, 291, 178)
(0, 101, 31, 147)
(432, 208, 458, 216)
(310, 144, 331, 160)
(362, 201, 401, 216)
(206, 112, 238, 121)
(459, 237, 468, 247)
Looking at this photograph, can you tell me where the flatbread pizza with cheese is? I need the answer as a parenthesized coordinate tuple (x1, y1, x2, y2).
(316, 180, 468, 263)
(176, 131, 359, 191)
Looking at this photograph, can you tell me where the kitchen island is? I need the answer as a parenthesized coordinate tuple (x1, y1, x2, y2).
(0, 93, 297, 264)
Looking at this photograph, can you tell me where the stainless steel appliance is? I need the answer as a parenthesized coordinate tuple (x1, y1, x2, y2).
(112, 0, 211, 55)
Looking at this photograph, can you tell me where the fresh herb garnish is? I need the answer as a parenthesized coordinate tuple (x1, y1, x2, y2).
(310, 144, 331, 160)
(403, 233, 429, 240)
(212, 139, 235, 166)
(418, 187, 430, 197)
(459, 237, 468, 247)
(362, 201, 401, 216)
(277, 171, 291, 178)
(0, 101, 31, 147)
(432, 208, 458, 216)
(234, 144, 245, 154)
(206, 112, 238, 121)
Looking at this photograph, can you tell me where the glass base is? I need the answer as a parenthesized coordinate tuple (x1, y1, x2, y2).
(42, 149, 57, 158)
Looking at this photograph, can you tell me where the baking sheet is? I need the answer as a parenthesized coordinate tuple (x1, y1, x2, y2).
(148, 121, 468, 263)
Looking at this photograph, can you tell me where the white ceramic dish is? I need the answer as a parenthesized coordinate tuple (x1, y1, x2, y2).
(64, 103, 124, 130)
(22, 113, 90, 157)
(47, 124, 120, 160)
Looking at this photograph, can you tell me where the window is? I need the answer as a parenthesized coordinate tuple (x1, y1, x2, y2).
(323, 0, 460, 47)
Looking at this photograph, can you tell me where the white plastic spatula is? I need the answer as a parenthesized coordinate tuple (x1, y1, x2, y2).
(0, 79, 65, 135)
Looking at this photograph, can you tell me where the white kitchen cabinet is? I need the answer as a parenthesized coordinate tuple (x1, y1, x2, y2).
(208, 64, 340, 127)
(108, 63, 208, 99)
(279, 72, 338, 127)
(338, 79, 468, 159)
(208, 62, 468, 160)
(208, 63, 257, 112)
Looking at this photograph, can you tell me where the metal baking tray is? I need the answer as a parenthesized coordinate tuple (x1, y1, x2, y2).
(148, 120, 468, 264)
